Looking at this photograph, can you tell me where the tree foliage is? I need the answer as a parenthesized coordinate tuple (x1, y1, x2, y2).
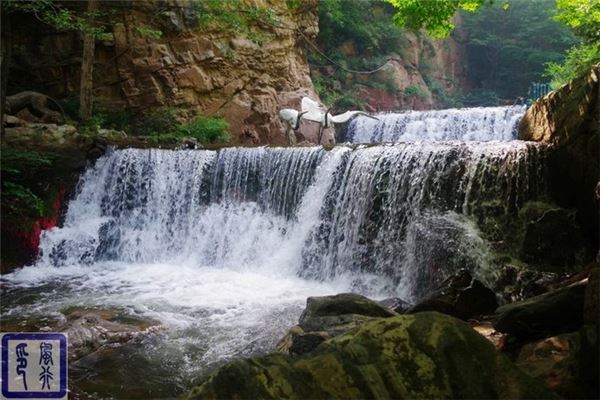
(385, 0, 486, 38)
(310, 0, 405, 108)
(545, 0, 600, 88)
(1, 149, 56, 217)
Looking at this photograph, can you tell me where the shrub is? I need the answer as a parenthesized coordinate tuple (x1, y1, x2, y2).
(132, 107, 180, 136)
(1, 149, 56, 216)
(403, 85, 429, 100)
(174, 116, 230, 143)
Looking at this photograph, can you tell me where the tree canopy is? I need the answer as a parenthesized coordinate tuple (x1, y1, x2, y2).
(385, 0, 486, 38)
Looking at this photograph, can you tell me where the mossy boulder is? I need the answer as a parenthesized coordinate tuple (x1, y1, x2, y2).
(186, 312, 555, 399)
(494, 283, 586, 338)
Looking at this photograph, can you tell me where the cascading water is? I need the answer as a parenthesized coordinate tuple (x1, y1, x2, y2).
(344, 105, 526, 143)
(1, 106, 547, 398)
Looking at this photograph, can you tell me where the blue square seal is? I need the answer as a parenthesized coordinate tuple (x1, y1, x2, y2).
(1, 333, 68, 399)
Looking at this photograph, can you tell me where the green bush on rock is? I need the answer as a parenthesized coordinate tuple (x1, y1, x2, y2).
(185, 312, 555, 399)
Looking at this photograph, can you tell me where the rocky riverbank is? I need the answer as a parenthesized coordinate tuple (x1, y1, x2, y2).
(186, 267, 598, 399)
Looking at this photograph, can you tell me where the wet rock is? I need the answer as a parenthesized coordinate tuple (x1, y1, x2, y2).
(495, 264, 563, 303)
(516, 326, 599, 399)
(520, 208, 586, 271)
(519, 66, 599, 260)
(186, 313, 555, 399)
(408, 269, 498, 320)
(298, 293, 396, 332)
(61, 307, 161, 360)
(378, 297, 412, 314)
(277, 293, 397, 355)
(493, 283, 586, 338)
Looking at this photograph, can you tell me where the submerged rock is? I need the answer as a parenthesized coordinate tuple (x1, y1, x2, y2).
(408, 269, 498, 320)
(61, 307, 161, 360)
(186, 312, 555, 399)
(493, 283, 586, 338)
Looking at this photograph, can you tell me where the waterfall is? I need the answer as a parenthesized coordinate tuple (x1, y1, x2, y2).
(1, 107, 548, 396)
(33, 142, 545, 300)
(344, 105, 526, 143)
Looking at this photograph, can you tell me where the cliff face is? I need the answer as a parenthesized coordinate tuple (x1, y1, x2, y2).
(519, 65, 600, 259)
(310, 15, 469, 112)
(7, 0, 325, 144)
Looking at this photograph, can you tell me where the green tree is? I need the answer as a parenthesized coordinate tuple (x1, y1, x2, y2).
(385, 0, 486, 38)
(545, 0, 600, 87)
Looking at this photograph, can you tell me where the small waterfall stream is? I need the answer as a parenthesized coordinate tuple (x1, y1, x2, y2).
(344, 105, 526, 143)
(1, 105, 547, 398)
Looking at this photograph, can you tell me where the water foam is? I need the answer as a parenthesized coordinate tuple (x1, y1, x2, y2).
(2, 140, 547, 396)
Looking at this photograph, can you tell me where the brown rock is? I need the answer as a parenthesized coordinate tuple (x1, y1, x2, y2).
(516, 327, 599, 399)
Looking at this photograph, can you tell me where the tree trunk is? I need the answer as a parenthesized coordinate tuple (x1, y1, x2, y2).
(79, 0, 98, 123)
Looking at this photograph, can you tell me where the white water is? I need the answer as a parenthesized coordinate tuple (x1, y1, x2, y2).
(346, 105, 526, 143)
(2, 123, 546, 397)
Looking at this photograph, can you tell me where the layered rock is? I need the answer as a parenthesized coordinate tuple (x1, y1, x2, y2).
(7, 0, 327, 144)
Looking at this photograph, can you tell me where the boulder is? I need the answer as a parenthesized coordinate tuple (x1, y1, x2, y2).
(493, 283, 586, 338)
(298, 293, 396, 332)
(408, 269, 498, 320)
(186, 313, 555, 399)
(516, 326, 599, 399)
(277, 293, 397, 355)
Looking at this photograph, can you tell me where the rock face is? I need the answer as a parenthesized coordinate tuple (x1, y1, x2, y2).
(186, 313, 554, 399)
(520, 208, 586, 271)
(7, 0, 327, 145)
(493, 283, 587, 338)
(519, 66, 600, 259)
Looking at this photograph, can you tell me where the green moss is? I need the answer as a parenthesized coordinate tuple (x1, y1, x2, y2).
(185, 313, 556, 399)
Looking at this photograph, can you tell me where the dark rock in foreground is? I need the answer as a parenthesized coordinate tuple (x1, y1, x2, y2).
(516, 325, 599, 399)
(186, 312, 555, 399)
(493, 282, 586, 338)
(278, 293, 397, 355)
(408, 269, 498, 320)
(299, 293, 397, 332)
